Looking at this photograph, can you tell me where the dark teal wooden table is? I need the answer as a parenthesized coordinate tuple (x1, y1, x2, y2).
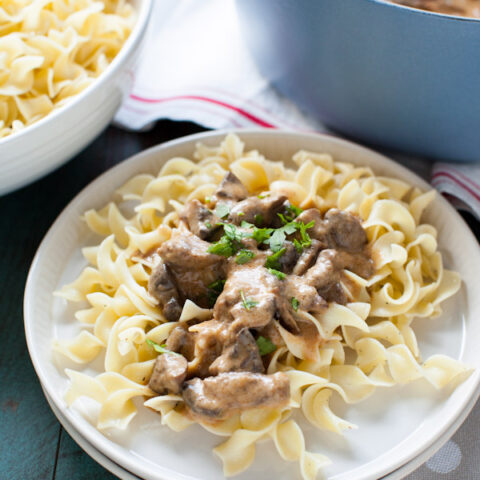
(0, 121, 204, 480)
(1, 121, 478, 479)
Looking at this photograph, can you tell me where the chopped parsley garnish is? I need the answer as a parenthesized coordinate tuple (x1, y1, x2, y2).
(146, 339, 177, 355)
(293, 238, 304, 253)
(287, 204, 303, 217)
(241, 220, 254, 228)
(205, 196, 211, 203)
(240, 290, 258, 310)
(254, 213, 263, 225)
(252, 226, 274, 244)
(237, 212, 245, 217)
(294, 220, 315, 252)
(207, 223, 250, 257)
(208, 279, 226, 292)
(267, 267, 286, 280)
(220, 222, 248, 243)
(267, 221, 297, 252)
(278, 204, 304, 223)
(258, 193, 269, 199)
(207, 279, 226, 306)
(205, 221, 212, 229)
(215, 203, 230, 219)
(207, 236, 235, 257)
(236, 249, 255, 265)
(291, 297, 300, 312)
(256, 336, 277, 355)
(265, 247, 286, 270)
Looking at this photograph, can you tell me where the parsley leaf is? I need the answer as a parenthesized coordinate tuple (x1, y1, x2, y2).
(277, 213, 290, 225)
(291, 297, 300, 312)
(207, 279, 226, 306)
(215, 204, 230, 219)
(293, 238, 303, 253)
(268, 228, 287, 252)
(292, 220, 316, 253)
(287, 204, 303, 218)
(236, 249, 255, 265)
(207, 236, 235, 257)
(237, 212, 245, 217)
(256, 336, 276, 355)
(261, 219, 299, 252)
(297, 220, 315, 248)
(220, 222, 248, 243)
(205, 196, 211, 203)
(208, 279, 226, 293)
(240, 290, 259, 310)
(252, 227, 274, 244)
(283, 222, 299, 235)
(278, 205, 303, 223)
(146, 339, 177, 355)
(207, 222, 253, 258)
(267, 267, 286, 280)
(258, 193, 269, 199)
(205, 221, 212, 229)
(254, 213, 263, 225)
(241, 220, 254, 229)
(265, 247, 286, 270)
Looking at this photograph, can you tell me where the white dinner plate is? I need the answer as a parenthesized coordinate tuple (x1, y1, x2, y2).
(25, 130, 480, 480)
(40, 375, 479, 480)
(41, 385, 142, 480)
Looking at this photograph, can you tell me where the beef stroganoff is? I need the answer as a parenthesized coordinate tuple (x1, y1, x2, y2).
(0, 0, 135, 139)
(391, 0, 480, 17)
(54, 134, 470, 479)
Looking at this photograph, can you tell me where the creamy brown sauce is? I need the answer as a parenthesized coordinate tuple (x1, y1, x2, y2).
(391, 0, 480, 17)
(146, 173, 374, 421)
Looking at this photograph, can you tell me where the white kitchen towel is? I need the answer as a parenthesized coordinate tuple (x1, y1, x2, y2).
(115, 0, 480, 221)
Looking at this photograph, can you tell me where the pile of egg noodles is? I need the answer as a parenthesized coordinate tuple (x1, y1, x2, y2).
(54, 134, 470, 480)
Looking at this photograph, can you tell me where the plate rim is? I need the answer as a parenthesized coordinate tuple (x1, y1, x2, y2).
(24, 128, 480, 480)
(41, 384, 142, 480)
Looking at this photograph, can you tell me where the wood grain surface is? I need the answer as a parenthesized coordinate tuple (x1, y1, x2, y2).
(0, 121, 477, 480)
(0, 121, 204, 480)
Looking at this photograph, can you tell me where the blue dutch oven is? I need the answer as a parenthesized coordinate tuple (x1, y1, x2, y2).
(236, 0, 480, 162)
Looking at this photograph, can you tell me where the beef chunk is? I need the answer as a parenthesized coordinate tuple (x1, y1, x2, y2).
(305, 249, 340, 290)
(229, 193, 288, 225)
(209, 329, 264, 375)
(182, 372, 290, 420)
(166, 325, 195, 361)
(277, 241, 298, 273)
(181, 199, 220, 240)
(304, 249, 346, 304)
(159, 231, 226, 308)
(292, 239, 322, 276)
(214, 172, 248, 203)
(214, 261, 277, 331)
(149, 353, 188, 395)
(325, 208, 368, 252)
(284, 276, 327, 314)
(148, 259, 182, 321)
(275, 295, 300, 334)
(187, 320, 225, 378)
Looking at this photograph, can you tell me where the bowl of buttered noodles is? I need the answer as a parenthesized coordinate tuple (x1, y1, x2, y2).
(0, 0, 152, 195)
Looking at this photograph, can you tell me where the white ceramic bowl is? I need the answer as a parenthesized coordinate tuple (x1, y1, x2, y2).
(0, 0, 152, 196)
(25, 130, 480, 480)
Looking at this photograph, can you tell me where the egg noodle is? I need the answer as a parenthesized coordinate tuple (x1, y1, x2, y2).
(0, 0, 135, 139)
(54, 134, 470, 479)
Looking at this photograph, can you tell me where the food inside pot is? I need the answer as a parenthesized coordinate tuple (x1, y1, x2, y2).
(391, 0, 480, 17)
